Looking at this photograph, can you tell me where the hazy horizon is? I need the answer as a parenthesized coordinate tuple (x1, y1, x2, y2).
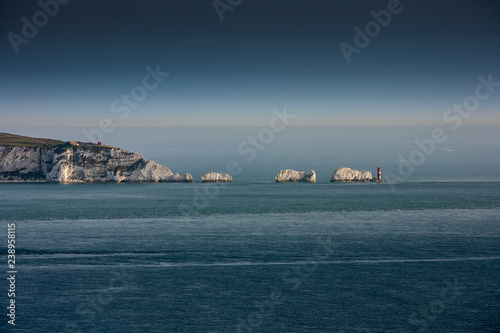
(2, 125, 499, 182)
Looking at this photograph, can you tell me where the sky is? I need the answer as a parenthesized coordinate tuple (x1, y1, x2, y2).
(1, 0, 499, 128)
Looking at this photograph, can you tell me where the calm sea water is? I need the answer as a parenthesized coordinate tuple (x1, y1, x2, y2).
(1, 181, 499, 332)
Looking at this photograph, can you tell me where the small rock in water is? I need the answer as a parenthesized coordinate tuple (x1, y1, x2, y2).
(275, 169, 316, 182)
(201, 172, 233, 182)
(330, 167, 373, 182)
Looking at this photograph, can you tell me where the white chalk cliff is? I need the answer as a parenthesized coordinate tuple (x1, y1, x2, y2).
(201, 172, 232, 182)
(275, 169, 316, 182)
(0, 144, 192, 183)
(331, 167, 373, 182)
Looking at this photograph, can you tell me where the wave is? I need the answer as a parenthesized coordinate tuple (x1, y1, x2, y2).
(12, 256, 500, 270)
(2, 207, 499, 224)
(151, 256, 500, 268)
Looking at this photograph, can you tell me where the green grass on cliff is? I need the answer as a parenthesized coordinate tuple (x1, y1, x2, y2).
(0, 133, 115, 149)
(0, 133, 64, 148)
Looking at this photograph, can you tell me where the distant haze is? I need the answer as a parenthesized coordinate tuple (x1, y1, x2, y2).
(3, 125, 499, 182)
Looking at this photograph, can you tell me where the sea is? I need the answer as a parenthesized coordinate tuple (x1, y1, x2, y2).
(0, 126, 499, 332)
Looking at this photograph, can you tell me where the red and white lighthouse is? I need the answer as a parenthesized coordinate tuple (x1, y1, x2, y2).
(377, 167, 381, 181)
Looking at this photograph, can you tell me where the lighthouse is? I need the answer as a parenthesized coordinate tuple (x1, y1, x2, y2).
(377, 167, 381, 181)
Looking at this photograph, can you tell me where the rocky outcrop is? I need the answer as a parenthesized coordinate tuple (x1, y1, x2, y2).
(275, 169, 316, 183)
(330, 167, 373, 182)
(201, 172, 232, 183)
(0, 144, 192, 183)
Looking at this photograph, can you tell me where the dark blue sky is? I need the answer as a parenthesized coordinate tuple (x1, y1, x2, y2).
(1, 0, 499, 126)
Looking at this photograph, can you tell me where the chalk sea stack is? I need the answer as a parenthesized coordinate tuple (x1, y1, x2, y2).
(0, 133, 192, 183)
(201, 172, 233, 183)
(275, 169, 316, 183)
(330, 167, 373, 182)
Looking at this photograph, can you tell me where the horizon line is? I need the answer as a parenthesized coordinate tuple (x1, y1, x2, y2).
(2, 122, 500, 128)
